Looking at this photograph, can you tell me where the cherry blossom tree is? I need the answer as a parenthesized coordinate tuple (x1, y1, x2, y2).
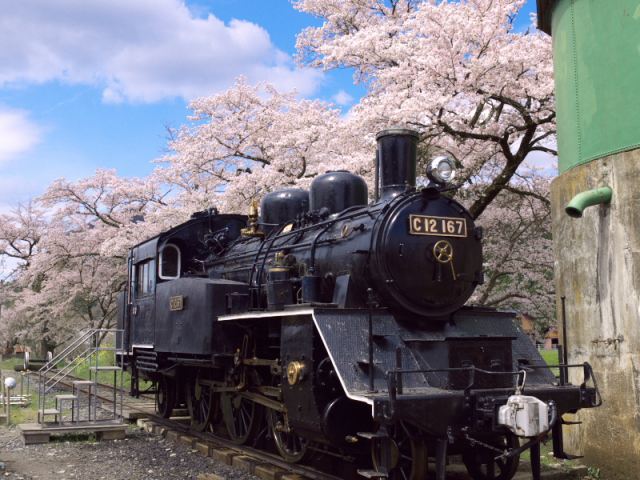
(0, 204, 47, 351)
(296, 0, 556, 322)
(296, 0, 554, 213)
(0, 170, 172, 351)
(157, 77, 347, 213)
(0, 80, 342, 349)
(471, 174, 553, 327)
(0, 0, 558, 347)
(0, 202, 45, 272)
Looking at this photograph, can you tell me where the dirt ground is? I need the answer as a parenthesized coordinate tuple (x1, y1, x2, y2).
(0, 424, 258, 480)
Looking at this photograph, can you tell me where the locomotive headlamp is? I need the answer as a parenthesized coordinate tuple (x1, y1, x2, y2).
(427, 156, 457, 185)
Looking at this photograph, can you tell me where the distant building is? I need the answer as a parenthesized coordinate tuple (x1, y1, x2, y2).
(544, 326, 559, 350)
(517, 313, 538, 344)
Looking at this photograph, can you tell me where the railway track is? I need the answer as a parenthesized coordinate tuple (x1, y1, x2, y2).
(31, 373, 589, 480)
(33, 371, 342, 480)
(132, 415, 590, 480)
(56, 374, 155, 406)
(137, 415, 344, 480)
(37, 371, 155, 421)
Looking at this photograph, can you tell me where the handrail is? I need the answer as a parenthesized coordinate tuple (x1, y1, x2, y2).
(37, 328, 125, 424)
(39, 331, 95, 413)
(46, 346, 92, 382)
(383, 362, 602, 421)
(40, 329, 90, 364)
(41, 327, 119, 373)
(40, 329, 95, 373)
(44, 347, 93, 392)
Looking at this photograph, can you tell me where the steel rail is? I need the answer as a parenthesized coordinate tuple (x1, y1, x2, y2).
(34, 371, 344, 480)
(146, 414, 343, 480)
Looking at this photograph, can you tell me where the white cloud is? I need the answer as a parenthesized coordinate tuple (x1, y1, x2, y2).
(332, 90, 354, 106)
(0, 0, 322, 103)
(524, 148, 558, 174)
(511, 135, 558, 175)
(0, 109, 42, 163)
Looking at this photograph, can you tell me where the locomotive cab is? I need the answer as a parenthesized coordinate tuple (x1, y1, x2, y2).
(120, 211, 247, 366)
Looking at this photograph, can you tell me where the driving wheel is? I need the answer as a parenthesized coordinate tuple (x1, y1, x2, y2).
(268, 408, 309, 463)
(462, 433, 520, 480)
(221, 392, 263, 445)
(371, 422, 428, 480)
(156, 376, 175, 418)
(186, 375, 218, 432)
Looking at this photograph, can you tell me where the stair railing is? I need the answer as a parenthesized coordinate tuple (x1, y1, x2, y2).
(43, 346, 94, 392)
(37, 328, 124, 425)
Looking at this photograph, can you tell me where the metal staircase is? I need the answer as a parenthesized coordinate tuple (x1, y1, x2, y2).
(37, 328, 124, 426)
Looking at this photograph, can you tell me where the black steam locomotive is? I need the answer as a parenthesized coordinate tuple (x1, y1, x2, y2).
(118, 128, 600, 480)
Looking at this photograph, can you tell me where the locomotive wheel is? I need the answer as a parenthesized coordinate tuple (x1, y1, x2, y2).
(371, 422, 428, 480)
(156, 376, 176, 418)
(268, 408, 309, 463)
(186, 377, 218, 432)
(462, 434, 520, 480)
(221, 393, 263, 445)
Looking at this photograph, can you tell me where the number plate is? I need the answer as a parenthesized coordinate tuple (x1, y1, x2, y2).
(409, 215, 467, 237)
(169, 295, 184, 311)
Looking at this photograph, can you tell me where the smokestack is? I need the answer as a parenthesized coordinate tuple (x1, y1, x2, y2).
(375, 127, 419, 200)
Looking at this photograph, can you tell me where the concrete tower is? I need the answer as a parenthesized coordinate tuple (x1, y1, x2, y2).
(538, 1, 640, 477)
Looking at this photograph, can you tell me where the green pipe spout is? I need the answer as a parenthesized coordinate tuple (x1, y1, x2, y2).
(565, 187, 613, 218)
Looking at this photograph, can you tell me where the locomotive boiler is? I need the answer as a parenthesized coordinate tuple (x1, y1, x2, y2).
(118, 128, 600, 480)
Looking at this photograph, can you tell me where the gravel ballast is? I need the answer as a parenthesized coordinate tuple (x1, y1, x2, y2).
(0, 425, 260, 480)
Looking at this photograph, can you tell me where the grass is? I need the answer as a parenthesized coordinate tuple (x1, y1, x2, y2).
(520, 441, 584, 471)
(539, 349, 561, 366)
(70, 350, 152, 391)
(0, 362, 39, 425)
(0, 350, 153, 429)
(2, 349, 152, 407)
(72, 350, 123, 384)
(539, 348, 561, 377)
(0, 356, 23, 371)
(4, 397, 40, 424)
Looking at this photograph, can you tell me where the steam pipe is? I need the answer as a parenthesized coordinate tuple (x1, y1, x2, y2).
(374, 151, 380, 201)
(565, 186, 612, 218)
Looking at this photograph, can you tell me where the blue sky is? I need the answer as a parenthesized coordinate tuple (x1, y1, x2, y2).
(0, 0, 538, 211)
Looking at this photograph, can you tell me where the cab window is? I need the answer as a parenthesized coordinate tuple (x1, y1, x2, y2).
(159, 244, 181, 280)
(136, 260, 155, 296)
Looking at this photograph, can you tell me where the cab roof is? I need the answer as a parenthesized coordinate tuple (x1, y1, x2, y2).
(129, 213, 247, 263)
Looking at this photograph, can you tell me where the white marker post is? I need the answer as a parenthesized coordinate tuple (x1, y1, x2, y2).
(4, 377, 16, 425)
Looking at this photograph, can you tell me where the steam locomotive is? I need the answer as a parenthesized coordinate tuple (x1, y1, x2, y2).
(118, 128, 600, 480)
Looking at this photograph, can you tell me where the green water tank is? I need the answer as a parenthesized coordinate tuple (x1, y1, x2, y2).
(538, 0, 640, 173)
